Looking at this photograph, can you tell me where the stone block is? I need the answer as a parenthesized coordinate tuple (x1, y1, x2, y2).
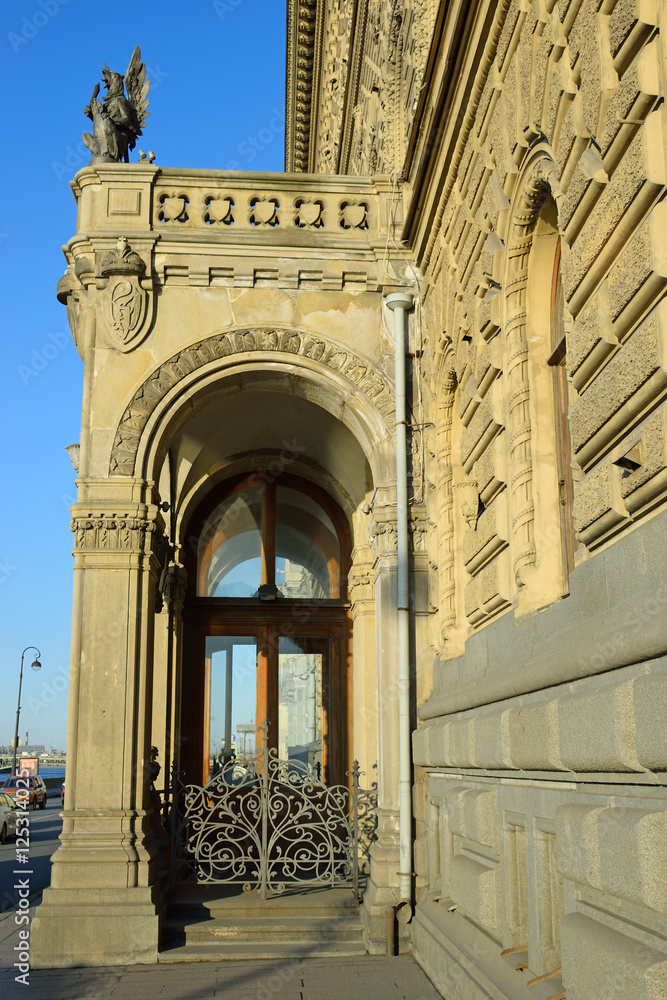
(412, 724, 429, 766)
(597, 806, 667, 912)
(472, 709, 511, 769)
(449, 854, 498, 930)
(556, 804, 604, 887)
(634, 670, 667, 768)
(558, 678, 641, 771)
(573, 460, 614, 534)
(571, 313, 663, 455)
(446, 717, 476, 767)
(508, 698, 562, 770)
(447, 787, 496, 849)
(461, 788, 496, 849)
(561, 912, 667, 1000)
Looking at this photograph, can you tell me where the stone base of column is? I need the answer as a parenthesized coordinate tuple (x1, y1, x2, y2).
(31, 885, 163, 967)
(361, 811, 412, 955)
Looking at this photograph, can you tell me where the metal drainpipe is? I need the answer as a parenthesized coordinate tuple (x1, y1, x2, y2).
(385, 289, 415, 914)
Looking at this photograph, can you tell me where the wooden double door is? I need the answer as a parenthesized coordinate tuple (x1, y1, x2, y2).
(180, 604, 351, 787)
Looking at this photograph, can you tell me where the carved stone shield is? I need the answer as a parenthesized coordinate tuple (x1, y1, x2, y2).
(160, 196, 188, 222)
(297, 201, 323, 227)
(103, 276, 148, 352)
(341, 203, 367, 229)
(205, 197, 233, 224)
(252, 199, 278, 225)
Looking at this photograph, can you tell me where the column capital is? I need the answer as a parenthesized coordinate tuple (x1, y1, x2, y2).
(70, 500, 165, 554)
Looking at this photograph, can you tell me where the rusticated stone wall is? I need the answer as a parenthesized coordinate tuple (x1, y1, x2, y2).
(303, 1, 667, 997)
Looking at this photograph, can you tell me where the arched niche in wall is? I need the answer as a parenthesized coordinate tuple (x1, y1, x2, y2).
(503, 153, 572, 612)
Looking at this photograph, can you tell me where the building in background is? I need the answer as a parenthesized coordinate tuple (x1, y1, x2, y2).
(33, 4, 667, 997)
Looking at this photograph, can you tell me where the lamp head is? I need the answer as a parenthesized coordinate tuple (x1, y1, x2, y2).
(30, 659, 41, 671)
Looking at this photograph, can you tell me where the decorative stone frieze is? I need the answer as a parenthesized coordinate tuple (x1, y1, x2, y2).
(109, 328, 395, 475)
(70, 512, 158, 551)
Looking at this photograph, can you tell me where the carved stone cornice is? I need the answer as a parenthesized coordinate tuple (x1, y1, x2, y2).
(286, 0, 319, 172)
(109, 327, 395, 475)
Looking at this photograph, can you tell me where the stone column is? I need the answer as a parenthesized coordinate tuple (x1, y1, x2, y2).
(348, 544, 377, 780)
(32, 480, 164, 967)
(361, 492, 403, 952)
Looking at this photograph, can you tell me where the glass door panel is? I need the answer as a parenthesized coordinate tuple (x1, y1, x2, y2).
(278, 636, 327, 780)
(197, 486, 263, 596)
(205, 635, 257, 780)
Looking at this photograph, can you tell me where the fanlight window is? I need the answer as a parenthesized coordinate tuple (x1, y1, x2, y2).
(197, 478, 341, 599)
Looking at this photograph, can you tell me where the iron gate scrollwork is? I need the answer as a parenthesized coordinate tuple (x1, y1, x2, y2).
(169, 738, 376, 900)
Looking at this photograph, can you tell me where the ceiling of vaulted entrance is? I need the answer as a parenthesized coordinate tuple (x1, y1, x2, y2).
(150, 367, 377, 547)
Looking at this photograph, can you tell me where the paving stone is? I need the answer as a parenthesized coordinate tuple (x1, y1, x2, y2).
(0, 955, 443, 999)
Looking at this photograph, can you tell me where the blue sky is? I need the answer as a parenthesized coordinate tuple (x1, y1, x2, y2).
(0, 0, 286, 750)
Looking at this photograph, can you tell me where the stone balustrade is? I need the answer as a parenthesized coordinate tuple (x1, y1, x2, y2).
(72, 165, 399, 247)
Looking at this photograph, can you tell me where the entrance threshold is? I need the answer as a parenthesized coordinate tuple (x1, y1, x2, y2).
(160, 885, 366, 962)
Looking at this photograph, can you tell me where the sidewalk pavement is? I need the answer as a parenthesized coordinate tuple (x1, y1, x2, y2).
(0, 903, 442, 1000)
(2, 955, 442, 999)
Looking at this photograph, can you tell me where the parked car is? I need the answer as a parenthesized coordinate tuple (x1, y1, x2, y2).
(61, 779, 65, 805)
(1, 775, 47, 810)
(0, 791, 19, 843)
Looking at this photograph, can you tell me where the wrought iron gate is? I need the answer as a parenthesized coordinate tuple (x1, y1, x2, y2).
(169, 739, 375, 900)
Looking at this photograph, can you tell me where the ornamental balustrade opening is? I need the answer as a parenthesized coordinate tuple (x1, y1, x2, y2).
(168, 729, 376, 901)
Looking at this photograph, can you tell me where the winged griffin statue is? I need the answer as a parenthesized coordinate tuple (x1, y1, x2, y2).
(82, 46, 149, 162)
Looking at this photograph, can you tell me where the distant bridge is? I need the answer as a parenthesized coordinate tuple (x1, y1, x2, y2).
(0, 756, 66, 769)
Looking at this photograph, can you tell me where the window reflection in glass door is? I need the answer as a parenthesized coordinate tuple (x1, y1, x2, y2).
(205, 635, 257, 780)
(278, 637, 327, 780)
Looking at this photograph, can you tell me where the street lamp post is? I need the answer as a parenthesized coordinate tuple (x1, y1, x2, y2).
(12, 647, 42, 776)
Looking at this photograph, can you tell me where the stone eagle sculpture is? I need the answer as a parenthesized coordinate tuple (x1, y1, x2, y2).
(82, 46, 149, 163)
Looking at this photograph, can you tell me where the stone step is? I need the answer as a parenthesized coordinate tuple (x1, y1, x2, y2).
(170, 900, 360, 921)
(168, 887, 360, 921)
(165, 914, 364, 944)
(158, 939, 368, 963)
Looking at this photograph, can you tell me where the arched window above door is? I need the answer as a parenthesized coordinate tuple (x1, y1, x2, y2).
(196, 475, 343, 599)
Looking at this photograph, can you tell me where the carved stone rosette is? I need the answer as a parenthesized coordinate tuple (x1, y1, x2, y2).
(99, 237, 152, 353)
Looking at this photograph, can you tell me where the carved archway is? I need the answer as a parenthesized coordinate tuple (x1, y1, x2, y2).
(109, 327, 396, 477)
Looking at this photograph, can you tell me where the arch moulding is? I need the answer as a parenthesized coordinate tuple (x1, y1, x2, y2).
(503, 151, 561, 585)
(108, 326, 396, 477)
